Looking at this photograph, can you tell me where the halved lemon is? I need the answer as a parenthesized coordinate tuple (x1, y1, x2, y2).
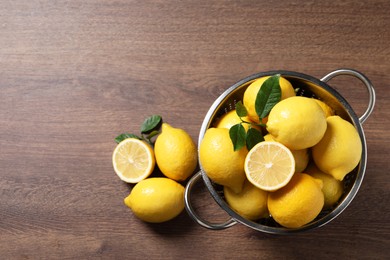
(112, 138, 155, 183)
(244, 141, 295, 191)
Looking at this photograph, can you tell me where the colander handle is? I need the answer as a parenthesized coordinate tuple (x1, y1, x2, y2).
(184, 171, 237, 230)
(320, 68, 376, 124)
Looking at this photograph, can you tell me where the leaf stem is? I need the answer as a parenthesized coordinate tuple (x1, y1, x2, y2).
(240, 119, 253, 125)
(240, 118, 266, 128)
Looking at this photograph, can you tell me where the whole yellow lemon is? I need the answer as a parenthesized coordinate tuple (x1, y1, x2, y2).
(266, 96, 327, 150)
(314, 99, 335, 118)
(224, 180, 269, 221)
(199, 128, 248, 193)
(306, 163, 344, 209)
(154, 123, 197, 181)
(268, 173, 324, 228)
(312, 116, 362, 181)
(124, 178, 184, 223)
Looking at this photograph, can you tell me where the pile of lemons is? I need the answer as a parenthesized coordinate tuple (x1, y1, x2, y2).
(200, 76, 361, 228)
(112, 75, 362, 229)
(112, 123, 197, 223)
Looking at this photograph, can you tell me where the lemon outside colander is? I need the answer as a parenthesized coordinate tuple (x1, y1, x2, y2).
(184, 69, 375, 234)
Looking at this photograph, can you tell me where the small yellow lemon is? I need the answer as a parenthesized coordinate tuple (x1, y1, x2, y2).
(268, 173, 324, 228)
(263, 133, 274, 142)
(291, 149, 310, 173)
(312, 116, 362, 181)
(215, 109, 257, 131)
(266, 96, 327, 150)
(124, 177, 185, 223)
(112, 138, 155, 183)
(199, 128, 248, 193)
(306, 163, 344, 209)
(243, 76, 296, 123)
(224, 180, 269, 221)
(314, 99, 335, 118)
(154, 123, 197, 181)
(264, 134, 309, 173)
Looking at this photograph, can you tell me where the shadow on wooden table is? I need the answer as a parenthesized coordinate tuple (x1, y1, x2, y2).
(143, 210, 197, 236)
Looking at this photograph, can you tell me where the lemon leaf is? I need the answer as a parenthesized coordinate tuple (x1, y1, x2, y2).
(246, 128, 264, 150)
(255, 74, 281, 120)
(141, 115, 162, 134)
(235, 101, 248, 117)
(229, 123, 246, 151)
(115, 133, 141, 143)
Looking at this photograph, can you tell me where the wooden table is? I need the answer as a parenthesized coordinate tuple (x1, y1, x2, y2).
(1, 1, 389, 259)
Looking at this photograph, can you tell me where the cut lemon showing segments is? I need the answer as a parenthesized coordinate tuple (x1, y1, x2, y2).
(112, 138, 155, 183)
(244, 141, 295, 191)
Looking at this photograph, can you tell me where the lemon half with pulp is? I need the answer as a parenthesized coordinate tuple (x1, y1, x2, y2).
(244, 141, 295, 191)
(112, 138, 155, 183)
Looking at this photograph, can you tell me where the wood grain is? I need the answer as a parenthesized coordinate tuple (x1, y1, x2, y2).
(1, 0, 389, 259)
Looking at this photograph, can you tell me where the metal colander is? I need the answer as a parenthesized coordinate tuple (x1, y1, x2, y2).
(184, 69, 375, 234)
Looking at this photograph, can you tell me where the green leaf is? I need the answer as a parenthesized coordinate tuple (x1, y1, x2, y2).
(229, 124, 246, 151)
(115, 133, 141, 143)
(255, 74, 282, 120)
(235, 101, 248, 117)
(246, 128, 264, 150)
(141, 115, 162, 134)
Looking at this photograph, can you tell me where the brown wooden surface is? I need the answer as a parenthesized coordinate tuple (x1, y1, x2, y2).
(1, 0, 389, 259)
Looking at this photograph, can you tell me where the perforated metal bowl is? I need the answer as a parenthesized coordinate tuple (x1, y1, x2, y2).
(185, 69, 375, 234)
